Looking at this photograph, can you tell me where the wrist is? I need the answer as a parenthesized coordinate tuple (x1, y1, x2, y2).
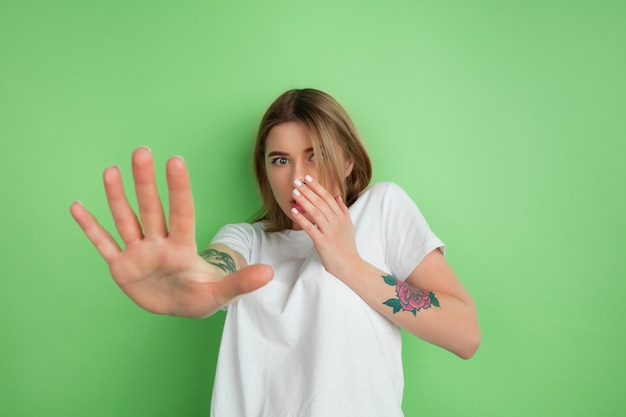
(328, 254, 370, 285)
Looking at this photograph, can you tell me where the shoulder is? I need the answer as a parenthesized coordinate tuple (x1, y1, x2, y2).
(218, 221, 267, 233)
(355, 181, 412, 205)
(210, 222, 270, 263)
(211, 221, 267, 244)
(352, 181, 428, 225)
(349, 182, 418, 223)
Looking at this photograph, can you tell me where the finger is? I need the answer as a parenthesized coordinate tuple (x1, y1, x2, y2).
(132, 147, 167, 237)
(335, 195, 350, 215)
(303, 175, 342, 214)
(292, 178, 335, 224)
(103, 165, 143, 244)
(166, 156, 195, 244)
(292, 187, 328, 226)
(70, 201, 121, 263)
(290, 204, 322, 240)
(213, 264, 274, 305)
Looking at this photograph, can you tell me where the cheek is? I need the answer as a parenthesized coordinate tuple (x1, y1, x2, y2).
(327, 183, 342, 197)
(266, 169, 288, 200)
(320, 172, 343, 196)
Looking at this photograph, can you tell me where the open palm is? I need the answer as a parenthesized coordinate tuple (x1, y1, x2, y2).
(70, 147, 272, 318)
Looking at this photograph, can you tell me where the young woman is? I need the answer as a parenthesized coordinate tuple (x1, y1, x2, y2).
(71, 88, 480, 417)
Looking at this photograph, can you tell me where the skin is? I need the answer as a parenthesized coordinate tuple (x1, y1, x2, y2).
(71, 124, 480, 358)
(289, 174, 481, 359)
(266, 122, 480, 358)
(263, 121, 353, 230)
(70, 148, 272, 319)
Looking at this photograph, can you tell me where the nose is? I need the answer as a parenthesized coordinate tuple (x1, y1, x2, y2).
(291, 162, 311, 184)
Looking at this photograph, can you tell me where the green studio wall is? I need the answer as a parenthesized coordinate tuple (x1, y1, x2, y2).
(1, 1, 624, 416)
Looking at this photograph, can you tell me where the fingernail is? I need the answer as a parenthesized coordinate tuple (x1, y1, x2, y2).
(305, 175, 313, 183)
(293, 179, 303, 187)
(104, 165, 120, 176)
(293, 189, 301, 197)
(291, 207, 300, 215)
(141, 146, 152, 153)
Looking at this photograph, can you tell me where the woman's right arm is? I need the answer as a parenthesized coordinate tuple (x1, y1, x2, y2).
(70, 147, 273, 318)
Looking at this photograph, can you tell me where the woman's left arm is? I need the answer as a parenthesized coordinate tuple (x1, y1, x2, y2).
(291, 176, 481, 359)
(337, 249, 481, 359)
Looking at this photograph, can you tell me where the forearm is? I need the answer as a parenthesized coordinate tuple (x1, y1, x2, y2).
(159, 244, 270, 319)
(287, 176, 480, 356)
(334, 257, 481, 359)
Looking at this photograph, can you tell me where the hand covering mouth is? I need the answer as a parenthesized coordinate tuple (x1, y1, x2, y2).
(290, 199, 304, 213)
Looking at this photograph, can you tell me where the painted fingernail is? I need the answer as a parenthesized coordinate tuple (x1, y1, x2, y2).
(293, 179, 303, 187)
(305, 175, 313, 183)
(293, 188, 301, 197)
(291, 207, 300, 215)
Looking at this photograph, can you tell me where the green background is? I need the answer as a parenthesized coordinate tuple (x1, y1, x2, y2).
(1, 1, 624, 416)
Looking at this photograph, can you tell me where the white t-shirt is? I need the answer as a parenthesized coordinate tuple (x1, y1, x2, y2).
(209, 182, 444, 417)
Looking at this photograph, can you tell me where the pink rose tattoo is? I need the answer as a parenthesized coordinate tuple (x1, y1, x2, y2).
(382, 275, 440, 316)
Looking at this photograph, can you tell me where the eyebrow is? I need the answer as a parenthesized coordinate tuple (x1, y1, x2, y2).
(267, 147, 314, 158)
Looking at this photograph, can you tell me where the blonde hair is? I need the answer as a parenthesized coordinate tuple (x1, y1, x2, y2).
(252, 88, 372, 231)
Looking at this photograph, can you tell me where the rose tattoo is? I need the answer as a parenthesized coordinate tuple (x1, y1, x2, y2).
(382, 275, 440, 316)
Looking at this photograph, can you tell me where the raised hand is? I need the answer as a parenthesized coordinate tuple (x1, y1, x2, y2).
(70, 147, 272, 318)
(290, 175, 362, 280)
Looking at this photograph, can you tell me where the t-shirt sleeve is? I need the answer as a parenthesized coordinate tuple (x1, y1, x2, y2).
(209, 223, 255, 311)
(382, 183, 445, 281)
(209, 223, 254, 264)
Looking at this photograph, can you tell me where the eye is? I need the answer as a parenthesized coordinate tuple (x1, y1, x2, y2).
(309, 153, 324, 162)
(271, 157, 289, 166)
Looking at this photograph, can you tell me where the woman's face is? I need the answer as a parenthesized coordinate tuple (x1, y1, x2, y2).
(264, 121, 352, 230)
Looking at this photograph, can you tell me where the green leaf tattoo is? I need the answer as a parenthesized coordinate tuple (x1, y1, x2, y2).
(383, 298, 403, 314)
(199, 248, 237, 274)
(383, 275, 397, 286)
(382, 274, 440, 315)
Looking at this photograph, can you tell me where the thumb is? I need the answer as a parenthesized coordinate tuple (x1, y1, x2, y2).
(213, 264, 274, 305)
